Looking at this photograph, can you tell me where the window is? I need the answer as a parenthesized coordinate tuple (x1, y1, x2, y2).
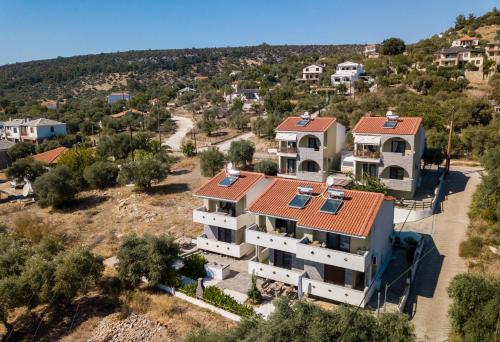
(50, 126, 54, 132)
(315, 68, 319, 71)
(362, 163, 377, 177)
(274, 250, 292, 269)
(389, 167, 405, 180)
(303, 161, 319, 172)
(13, 127, 17, 133)
(391, 140, 405, 153)
(339, 235, 350, 252)
(30, 127, 34, 134)
(217, 227, 232, 243)
(308, 137, 319, 150)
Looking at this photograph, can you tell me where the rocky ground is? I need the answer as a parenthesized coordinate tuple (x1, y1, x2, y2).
(88, 313, 174, 342)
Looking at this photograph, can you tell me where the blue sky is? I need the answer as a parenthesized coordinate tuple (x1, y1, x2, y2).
(0, 0, 497, 65)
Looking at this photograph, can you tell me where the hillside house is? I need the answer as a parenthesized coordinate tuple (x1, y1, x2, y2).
(485, 41, 500, 63)
(275, 114, 346, 182)
(433, 47, 483, 69)
(351, 113, 425, 198)
(301, 64, 324, 81)
(1, 118, 67, 144)
(364, 44, 380, 58)
(32, 146, 68, 165)
(246, 178, 394, 306)
(193, 169, 272, 259)
(107, 92, 131, 105)
(41, 100, 59, 110)
(331, 62, 365, 93)
(451, 35, 479, 48)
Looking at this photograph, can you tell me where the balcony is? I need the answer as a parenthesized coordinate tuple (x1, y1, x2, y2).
(277, 168, 297, 179)
(296, 170, 324, 182)
(296, 239, 369, 272)
(277, 146, 298, 156)
(301, 278, 366, 306)
(193, 207, 255, 230)
(246, 225, 299, 254)
(248, 256, 305, 286)
(353, 149, 381, 162)
(196, 235, 254, 259)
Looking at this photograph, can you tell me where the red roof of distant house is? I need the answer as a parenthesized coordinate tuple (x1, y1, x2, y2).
(193, 171, 265, 202)
(33, 147, 68, 164)
(458, 35, 477, 41)
(275, 117, 336, 132)
(352, 116, 422, 135)
(248, 178, 387, 237)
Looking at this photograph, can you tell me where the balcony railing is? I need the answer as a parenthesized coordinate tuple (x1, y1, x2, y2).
(193, 207, 254, 230)
(301, 277, 366, 306)
(246, 224, 299, 254)
(196, 235, 254, 259)
(278, 168, 296, 176)
(353, 150, 381, 159)
(248, 256, 305, 286)
(278, 146, 298, 154)
(296, 238, 369, 272)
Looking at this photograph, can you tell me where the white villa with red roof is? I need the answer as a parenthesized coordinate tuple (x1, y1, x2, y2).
(351, 112, 425, 198)
(246, 178, 394, 306)
(193, 169, 272, 258)
(451, 35, 479, 48)
(275, 114, 346, 182)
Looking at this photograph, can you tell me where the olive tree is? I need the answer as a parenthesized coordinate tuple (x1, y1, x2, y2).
(33, 166, 77, 208)
(199, 147, 225, 177)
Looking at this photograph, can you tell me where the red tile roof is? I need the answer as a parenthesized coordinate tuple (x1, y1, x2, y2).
(352, 116, 422, 135)
(249, 178, 387, 237)
(275, 117, 336, 132)
(194, 171, 265, 202)
(111, 109, 145, 119)
(458, 35, 477, 41)
(33, 147, 68, 164)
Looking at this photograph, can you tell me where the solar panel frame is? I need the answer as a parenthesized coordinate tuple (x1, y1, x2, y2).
(218, 176, 238, 187)
(320, 198, 343, 214)
(383, 121, 397, 129)
(288, 194, 311, 208)
(296, 120, 310, 127)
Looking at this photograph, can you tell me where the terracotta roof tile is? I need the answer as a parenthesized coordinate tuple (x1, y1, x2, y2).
(249, 178, 386, 237)
(194, 171, 265, 202)
(352, 116, 422, 135)
(276, 117, 336, 132)
(33, 147, 68, 164)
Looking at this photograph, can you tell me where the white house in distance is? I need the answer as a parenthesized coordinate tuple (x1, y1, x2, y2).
(1, 118, 67, 143)
(193, 168, 272, 259)
(364, 44, 379, 58)
(331, 61, 365, 92)
(485, 41, 500, 63)
(301, 64, 324, 81)
(107, 92, 131, 105)
(451, 35, 479, 48)
(351, 113, 425, 198)
(275, 113, 346, 182)
(246, 177, 394, 306)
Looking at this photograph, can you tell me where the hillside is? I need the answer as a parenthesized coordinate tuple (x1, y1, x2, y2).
(0, 44, 363, 101)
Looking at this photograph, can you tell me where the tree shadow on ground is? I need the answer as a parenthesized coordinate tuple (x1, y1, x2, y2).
(169, 169, 191, 176)
(8, 294, 118, 342)
(57, 195, 111, 213)
(146, 183, 190, 195)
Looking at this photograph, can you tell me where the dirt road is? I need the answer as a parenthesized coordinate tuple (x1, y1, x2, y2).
(407, 166, 482, 341)
(164, 115, 193, 151)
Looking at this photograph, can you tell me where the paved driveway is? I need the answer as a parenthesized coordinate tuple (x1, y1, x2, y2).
(405, 166, 482, 342)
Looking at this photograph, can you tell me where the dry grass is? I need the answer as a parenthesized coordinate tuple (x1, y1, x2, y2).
(0, 158, 207, 258)
(475, 25, 499, 42)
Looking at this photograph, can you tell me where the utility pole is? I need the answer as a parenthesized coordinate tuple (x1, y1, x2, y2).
(445, 111, 455, 176)
(157, 104, 162, 146)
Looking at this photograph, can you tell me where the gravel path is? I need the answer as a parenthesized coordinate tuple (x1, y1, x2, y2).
(407, 166, 482, 342)
(198, 131, 255, 153)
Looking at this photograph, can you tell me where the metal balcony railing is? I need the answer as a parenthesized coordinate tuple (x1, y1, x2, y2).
(354, 150, 381, 158)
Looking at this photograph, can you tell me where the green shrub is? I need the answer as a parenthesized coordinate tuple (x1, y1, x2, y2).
(83, 161, 119, 189)
(181, 139, 196, 157)
(254, 159, 278, 176)
(246, 273, 262, 304)
(33, 166, 77, 208)
(458, 236, 484, 258)
(181, 254, 207, 279)
(203, 286, 256, 317)
(178, 283, 197, 297)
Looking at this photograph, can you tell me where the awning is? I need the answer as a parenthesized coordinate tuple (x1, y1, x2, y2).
(276, 132, 297, 141)
(354, 134, 381, 145)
